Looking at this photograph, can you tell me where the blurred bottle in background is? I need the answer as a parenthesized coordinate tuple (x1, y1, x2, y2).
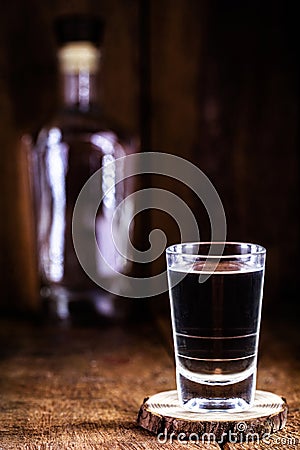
(28, 15, 139, 325)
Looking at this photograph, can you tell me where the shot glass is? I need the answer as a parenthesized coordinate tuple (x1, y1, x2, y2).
(166, 242, 266, 413)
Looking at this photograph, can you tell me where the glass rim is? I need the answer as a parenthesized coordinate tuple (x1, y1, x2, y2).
(166, 241, 266, 258)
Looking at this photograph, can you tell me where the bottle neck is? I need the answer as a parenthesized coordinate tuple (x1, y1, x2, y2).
(58, 41, 101, 111)
(60, 71, 99, 110)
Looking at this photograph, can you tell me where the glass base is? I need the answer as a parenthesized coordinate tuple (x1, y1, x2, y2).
(182, 397, 251, 413)
(177, 371, 255, 413)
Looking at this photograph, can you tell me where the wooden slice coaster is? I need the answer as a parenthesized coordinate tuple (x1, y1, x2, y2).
(137, 390, 288, 442)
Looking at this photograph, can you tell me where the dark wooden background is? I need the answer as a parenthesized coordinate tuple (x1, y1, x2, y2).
(0, 0, 299, 318)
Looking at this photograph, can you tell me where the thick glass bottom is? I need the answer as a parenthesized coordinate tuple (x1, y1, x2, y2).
(177, 370, 256, 413)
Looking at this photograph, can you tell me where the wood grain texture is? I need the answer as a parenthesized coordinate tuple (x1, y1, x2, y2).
(137, 390, 288, 441)
(0, 0, 140, 313)
(149, 0, 299, 311)
(0, 320, 218, 449)
(224, 413, 300, 449)
(0, 0, 299, 315)
(221, 324, 300, 449)
(0, 319, 299, 449)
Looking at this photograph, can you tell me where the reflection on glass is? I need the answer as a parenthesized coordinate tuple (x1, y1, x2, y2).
(46, 128, 68, 281)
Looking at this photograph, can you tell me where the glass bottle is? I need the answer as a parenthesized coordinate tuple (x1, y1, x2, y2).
(29, 15, 138, 324)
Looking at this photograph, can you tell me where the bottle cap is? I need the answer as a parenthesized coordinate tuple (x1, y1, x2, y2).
(54, 15, 105, 46)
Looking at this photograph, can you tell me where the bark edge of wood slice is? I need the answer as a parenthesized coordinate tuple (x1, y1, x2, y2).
(137, 389, 288, 442)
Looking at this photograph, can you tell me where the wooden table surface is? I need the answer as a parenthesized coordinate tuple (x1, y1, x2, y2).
(0, 316, 299, 450)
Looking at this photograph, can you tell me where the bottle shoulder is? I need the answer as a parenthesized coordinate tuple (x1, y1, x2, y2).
(36, 109, 113, 137)
(33, 109, 139, 155)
